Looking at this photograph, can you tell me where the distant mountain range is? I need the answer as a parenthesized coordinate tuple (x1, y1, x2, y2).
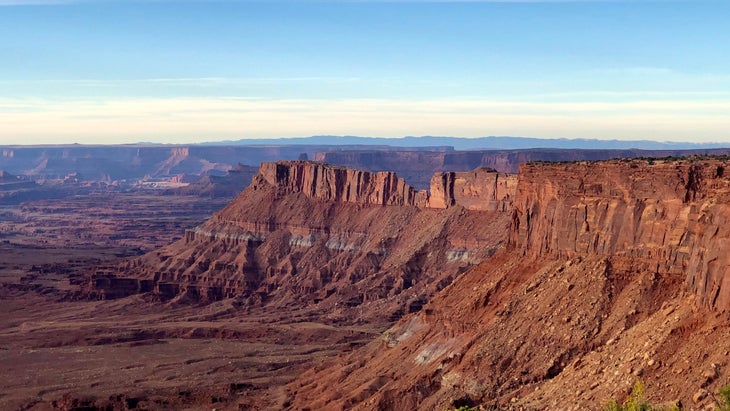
(204, 135, 730, 151)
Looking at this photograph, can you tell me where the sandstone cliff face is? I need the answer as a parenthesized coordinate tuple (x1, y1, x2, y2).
(428, 167, 515, 211)
(290, 158, 730, 411)
(258, 160, 514, 211)
(509, 159, 730, 311)
(259, 161, 428, 207)
(316, 148, 730, 189)
(90, 161, 511, 325)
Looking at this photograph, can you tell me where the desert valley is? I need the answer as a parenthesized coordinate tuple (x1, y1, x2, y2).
(4, 0, 728, 409)
(2, 143, 730, 410)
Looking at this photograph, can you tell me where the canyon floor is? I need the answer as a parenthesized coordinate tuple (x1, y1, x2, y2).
(0, 192, 350, 410)
(0, 291, 378, 410)
(0, 172, 506, 410)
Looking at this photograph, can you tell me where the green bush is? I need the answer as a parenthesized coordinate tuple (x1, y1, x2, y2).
(718, 384, 730, 411)
(448, 382, 730, 411)
(603, 381, 680, 411)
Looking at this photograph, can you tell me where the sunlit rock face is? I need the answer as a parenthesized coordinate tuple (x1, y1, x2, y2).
(510, 158, 730, 311)
(89, 161, 512, 324)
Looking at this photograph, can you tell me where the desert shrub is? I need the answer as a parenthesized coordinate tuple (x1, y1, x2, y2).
(718, 384, 730, 411)
(603, 381, 680, 411)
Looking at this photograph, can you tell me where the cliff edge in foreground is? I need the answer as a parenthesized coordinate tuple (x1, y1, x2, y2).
(511, 159, 730, 311)
(291, 157, 730, 410)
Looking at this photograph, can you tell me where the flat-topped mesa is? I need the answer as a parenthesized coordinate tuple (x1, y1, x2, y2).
(90, 159, 514, 318)
(428, 167, 516, 211)
(258, 161, 516, 211)
(509, 158, 730, 311)
(259, 161, 428, 207)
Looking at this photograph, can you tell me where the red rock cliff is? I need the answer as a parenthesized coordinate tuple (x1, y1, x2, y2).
(259, 161, 517, 212)
(510, 158, 730, 311)
(257, 160, 516, 211)
(428, 167, 515, 211)
(89, 160, 512, 325)
(259, 161, 428, 207)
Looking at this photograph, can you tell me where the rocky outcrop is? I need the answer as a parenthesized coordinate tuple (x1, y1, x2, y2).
(509, 158, 730, 311)
(290, 157, 730, 411)
(316, 148, 730, 189)
(259, 161, 428, 207)
(89, 161, 512, 325)
(428, 167, 515, 211)
(255, 161, 515, 211)
(0, 170, 34, 189)
(0, 170, 55, 204)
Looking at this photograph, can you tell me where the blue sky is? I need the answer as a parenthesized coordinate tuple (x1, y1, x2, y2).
(1, 0, 729, 144)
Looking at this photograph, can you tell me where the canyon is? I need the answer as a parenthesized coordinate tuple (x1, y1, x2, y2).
(4, 153, 730, 410)
(0, 144, 449, 183)
(4, 143, 730, 194)
(89, 161, 514, 327)
(291, 157, 730, 410)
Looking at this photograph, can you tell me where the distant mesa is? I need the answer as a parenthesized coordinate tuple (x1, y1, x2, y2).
(214, 135, 730, 151)
(2, 138, 730, 192)
(173, 163, 259, 198)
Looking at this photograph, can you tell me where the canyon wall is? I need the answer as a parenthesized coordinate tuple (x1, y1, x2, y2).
(291, 157, 730, 411)
(256, 160, 515, 210)
(316, 148, 730, 189)
(90, 161, 513, 324)
(259, 161, 428, 207)
(509, 158, 730, 311)
(428, 167, 515, 211)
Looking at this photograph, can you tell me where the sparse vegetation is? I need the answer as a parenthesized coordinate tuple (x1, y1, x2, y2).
(717, 384, 730, 411)
(444, 383, 730, 411)
(603, 382, 730, 411)
(446, 406, 506, 411)
(603, 381, 663, 411)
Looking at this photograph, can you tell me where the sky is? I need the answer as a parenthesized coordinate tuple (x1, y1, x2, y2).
(1, 0, 729, 145)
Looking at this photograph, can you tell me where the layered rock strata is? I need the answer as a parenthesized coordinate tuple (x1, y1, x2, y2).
(290, 157, 730, 410)
(316, 148, 730, 189)
(259, 161, 428, 207)
(90, 161, 512, 324)
(428, 167, 515, 212)
(510, 158, 730, 311)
